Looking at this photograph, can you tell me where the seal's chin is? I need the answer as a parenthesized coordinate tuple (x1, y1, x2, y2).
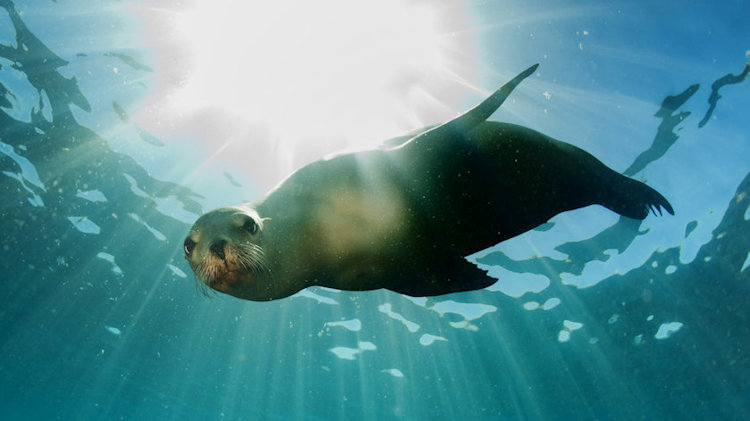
(209, 269, 250, 291)
(205, 268, 289, 301)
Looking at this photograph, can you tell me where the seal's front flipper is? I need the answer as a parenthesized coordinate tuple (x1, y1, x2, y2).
(434, 258, 497, 296)
(602, 176, 675, 220)
(404, 63, 539, 147)
(448, 63, 539, 132)
(393, 257, 497, 297)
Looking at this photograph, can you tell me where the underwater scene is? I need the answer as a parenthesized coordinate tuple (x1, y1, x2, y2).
(1, 0, 749, 419)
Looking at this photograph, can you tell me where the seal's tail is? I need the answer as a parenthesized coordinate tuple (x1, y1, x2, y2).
(602, 176, 674, 220)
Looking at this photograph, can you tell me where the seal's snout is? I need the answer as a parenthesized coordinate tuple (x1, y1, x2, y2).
(210, 239, 227, 261)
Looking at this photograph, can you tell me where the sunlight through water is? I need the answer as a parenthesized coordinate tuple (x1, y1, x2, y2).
(138, 0, 477, 152)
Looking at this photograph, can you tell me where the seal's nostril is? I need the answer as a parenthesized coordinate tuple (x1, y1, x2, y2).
(210, 240, 227, 260)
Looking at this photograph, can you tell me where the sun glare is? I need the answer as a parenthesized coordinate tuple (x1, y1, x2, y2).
(164, 0, 475, 146)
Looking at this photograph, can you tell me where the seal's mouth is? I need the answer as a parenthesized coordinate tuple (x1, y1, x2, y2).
(191, 241, 270, 297)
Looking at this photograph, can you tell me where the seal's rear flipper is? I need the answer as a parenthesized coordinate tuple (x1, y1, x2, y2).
(405, 63, 539, 146)
(603, 176, 675, 220)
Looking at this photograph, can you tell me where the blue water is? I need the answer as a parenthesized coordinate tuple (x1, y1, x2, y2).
(1, 0, 749, 419)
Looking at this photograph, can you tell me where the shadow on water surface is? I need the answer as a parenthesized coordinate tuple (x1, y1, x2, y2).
(1, 1, 749, 420)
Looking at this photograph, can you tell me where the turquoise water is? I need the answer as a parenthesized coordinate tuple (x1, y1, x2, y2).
(1, 0, 749, 419)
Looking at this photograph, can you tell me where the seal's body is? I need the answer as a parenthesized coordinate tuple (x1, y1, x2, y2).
(184, 64, 673, 301)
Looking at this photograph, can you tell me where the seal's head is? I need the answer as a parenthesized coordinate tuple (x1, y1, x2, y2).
(184, 205, 275, 300)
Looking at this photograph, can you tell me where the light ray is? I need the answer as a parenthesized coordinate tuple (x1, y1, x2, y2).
(134, 0, 477, 153)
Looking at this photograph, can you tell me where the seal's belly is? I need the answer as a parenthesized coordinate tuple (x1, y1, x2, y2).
(310, 183, 410, 290)
(315, 184, 407, 255)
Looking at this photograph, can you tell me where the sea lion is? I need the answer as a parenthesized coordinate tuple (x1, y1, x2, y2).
(183, 63, 674, 301)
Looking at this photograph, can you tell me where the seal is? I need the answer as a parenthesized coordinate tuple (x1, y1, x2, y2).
(184, 63, 674, 301)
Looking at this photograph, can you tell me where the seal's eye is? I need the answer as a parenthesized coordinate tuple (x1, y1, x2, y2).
(184, 238, 196, 256)
(243, 218, 259, 235)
